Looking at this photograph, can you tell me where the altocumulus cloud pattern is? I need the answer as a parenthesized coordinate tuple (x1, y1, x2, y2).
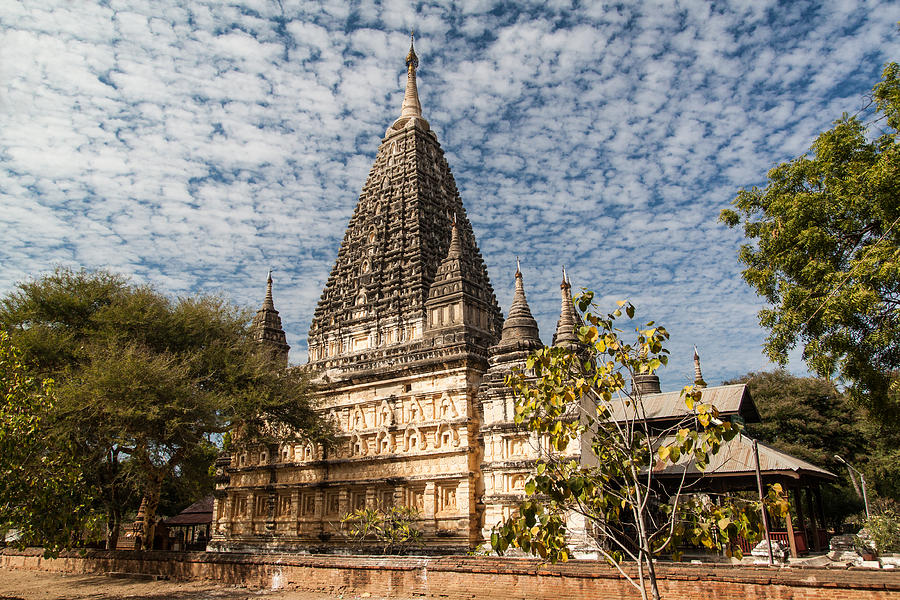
(1, 1, 898, 389)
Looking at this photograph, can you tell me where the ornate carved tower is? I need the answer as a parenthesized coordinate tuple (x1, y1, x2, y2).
(211, 36, 502, 553)
(250, 271, 290, 365)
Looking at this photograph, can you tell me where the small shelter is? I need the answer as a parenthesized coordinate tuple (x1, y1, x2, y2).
(625, 352, 837, 557)
(653, 433, 836, 556)
(163, 496, 213, 551)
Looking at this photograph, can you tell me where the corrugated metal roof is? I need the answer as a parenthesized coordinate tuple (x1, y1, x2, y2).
(607, 383, 759, 423)
(653, 434, 837, 481)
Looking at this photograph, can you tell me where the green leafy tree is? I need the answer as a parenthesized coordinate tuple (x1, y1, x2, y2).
(0, 330, 95, 556)
(720, 62, 900, 423)
(727, 371, 865, 471)
(724, 370, 869, 524)
(864, 501, 900, 554)
(340, 506, 423, 555)
(0, 268, 328, 550)
(490, 297, 787, 600)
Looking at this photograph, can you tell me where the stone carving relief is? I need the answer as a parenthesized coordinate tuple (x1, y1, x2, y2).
(407, 398, 424, 423)
(438, 392, 458, 419)
(375, 428, 395, 454)
(434, 423, 460, 449)
(378, 399, 394, 427)
(404, 426, 425, 452)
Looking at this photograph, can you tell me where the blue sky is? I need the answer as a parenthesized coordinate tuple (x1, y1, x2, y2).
(2, 1, 898, 390)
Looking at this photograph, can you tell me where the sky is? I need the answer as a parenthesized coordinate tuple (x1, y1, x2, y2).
(2, 1, 898, 390)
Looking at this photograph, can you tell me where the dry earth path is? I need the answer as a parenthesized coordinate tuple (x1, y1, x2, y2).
(0, 569, 399, 600)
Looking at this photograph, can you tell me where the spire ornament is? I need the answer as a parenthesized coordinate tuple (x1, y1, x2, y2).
(693, 346, 707, 388)
(251, 270, 290, 365)
(263, 269, 275, 311)
(493, 262, 541, 356)
(400, 31, 422, 118)
(553, 266, 579, 348)
(406, 31, 418, 69)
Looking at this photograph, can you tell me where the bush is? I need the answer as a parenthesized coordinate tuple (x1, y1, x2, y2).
(865, 503, 900, 554)
(340, 505, 422, 555)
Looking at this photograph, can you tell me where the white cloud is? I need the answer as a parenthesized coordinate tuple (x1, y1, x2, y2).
(1, 0, 897, 385)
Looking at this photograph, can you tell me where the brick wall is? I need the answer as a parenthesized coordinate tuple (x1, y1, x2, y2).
(3, 548, 900, 599)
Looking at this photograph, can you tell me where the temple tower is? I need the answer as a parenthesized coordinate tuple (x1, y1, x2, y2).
(211, 35, 502, 553)
(250, 271, 290, 365)
(478, 263, 545, 538)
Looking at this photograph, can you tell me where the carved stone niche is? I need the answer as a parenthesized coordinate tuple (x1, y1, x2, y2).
(350, 433, 368, 456)
(434, 422, 460, 449)
(407, 398, 424, 423)
(375, 428, 394, 454)
(438, 392, 458, 419)
(301, 442, 316, 462)
(508, 473, 526, 493)
(404, 426, 425, 452)
(378, 399, 394, 427)
(352, 406, 367, 430)
(437, 482, 459, 514)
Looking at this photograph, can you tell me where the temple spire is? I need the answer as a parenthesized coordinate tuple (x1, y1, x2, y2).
(552, 266, 579, 348)
(263, 269, 275, 311)
(447, 218, 462, 258)
(251, 271, 290, 365)
(693, 346, 707, 388)
(497, 263, 541, 346)
(400, 31, 422, 118)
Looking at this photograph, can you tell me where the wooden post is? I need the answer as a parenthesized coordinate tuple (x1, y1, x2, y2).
(793, 486, 806, 555)
(815, 485, 828, 547)
(752, 440, 774, 565)
(806, 486, 821, 551)
(785, 493, 799, 559)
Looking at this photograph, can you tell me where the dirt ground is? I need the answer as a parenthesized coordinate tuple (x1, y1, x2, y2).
(0, 569, 398, 600)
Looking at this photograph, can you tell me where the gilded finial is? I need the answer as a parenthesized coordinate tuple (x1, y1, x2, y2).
(406, 30, 418, 69)
(561, 265, 570, 287)
(515, 256, 521, 277)
(397, 30, 423, 121)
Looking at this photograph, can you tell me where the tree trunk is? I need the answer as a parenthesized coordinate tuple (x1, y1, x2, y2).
(631, 469, 660, 600)
(140, 470, 165, 549)
(105, 507, 120, 550)
(104, 448, 122, 550)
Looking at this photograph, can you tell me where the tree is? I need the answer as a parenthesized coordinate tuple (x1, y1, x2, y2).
(725, 370, 868, 525)
(340, 506, 423, 555)
(727, 371, 865, 474)
(490, 297, 786, 600)
(0, 268, 327, 550)
(720, 61, 900, 421)
(0, 330, 95, 556)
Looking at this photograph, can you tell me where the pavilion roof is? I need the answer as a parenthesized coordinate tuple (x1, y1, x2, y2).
(653, 434, 836, 482)
(609, 383, 760, 425)
(162, 495, 213, 526)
